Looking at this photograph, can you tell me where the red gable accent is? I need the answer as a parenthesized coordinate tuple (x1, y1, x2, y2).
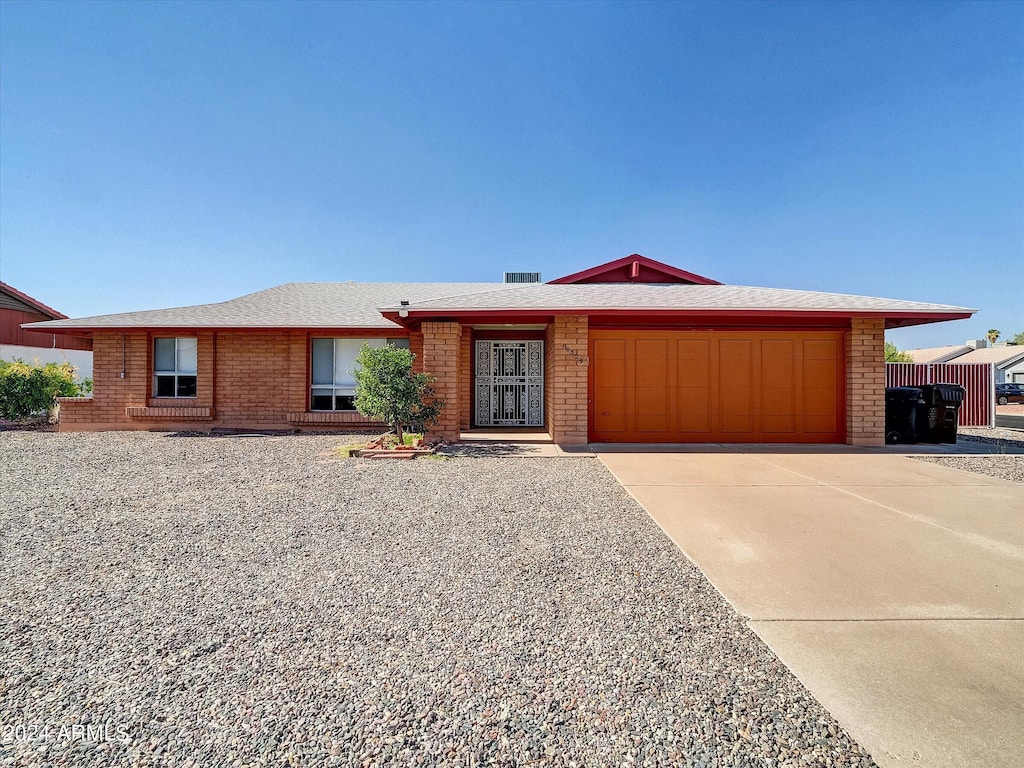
(0, 281, 68, 319)
(549, 254, 721, 285)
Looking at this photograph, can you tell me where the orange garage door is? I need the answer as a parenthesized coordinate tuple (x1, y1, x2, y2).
(590, 330, 845, 443)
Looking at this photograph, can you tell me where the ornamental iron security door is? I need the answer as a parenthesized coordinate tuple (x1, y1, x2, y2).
(475, 341, 544, 426)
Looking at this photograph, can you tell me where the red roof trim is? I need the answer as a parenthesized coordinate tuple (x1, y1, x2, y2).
(382, 308, 971, 330)
(0, 281, 68, 319)
(24, 324, 408, 336)
(549, 254, 722, 285)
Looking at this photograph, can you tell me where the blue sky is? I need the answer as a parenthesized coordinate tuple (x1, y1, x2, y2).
(1, 0, 1021, 348)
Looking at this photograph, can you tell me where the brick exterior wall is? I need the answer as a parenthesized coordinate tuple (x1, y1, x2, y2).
(409, 331, 424, 373)
(58, 330, 393, 432)
(212, 332, 304, 427)
(420, 321, 462, 441)
(59, 332, 152, 429)
(846, 317, 885, 446)
(545, 315, 589, 445)
(58, 317, 882, 447)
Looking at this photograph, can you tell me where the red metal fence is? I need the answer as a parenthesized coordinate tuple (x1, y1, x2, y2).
(885, 363, 994, 428)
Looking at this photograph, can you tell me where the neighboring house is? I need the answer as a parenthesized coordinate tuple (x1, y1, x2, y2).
(946, 346, 1024, 385)
(907, 345, 972, 364)
(1, 281, 93, 378)
(24, 254, 973, 445)
(906, 340, 1024, 384)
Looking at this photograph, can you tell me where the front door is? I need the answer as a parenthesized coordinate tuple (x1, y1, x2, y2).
(475, 341, 544, 426)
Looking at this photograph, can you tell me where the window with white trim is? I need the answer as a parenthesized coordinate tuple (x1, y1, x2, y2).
(154, 337, 197, 397)
(311, 338, 409, 411)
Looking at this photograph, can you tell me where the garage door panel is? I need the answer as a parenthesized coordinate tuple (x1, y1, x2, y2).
(636, 391, 669, 432)
(677, 340, 712, 433)
(591, 330, 844, 443)
(804, 339, 838, 360)
(762, 340, 795, 386)
(803, 339, 840, 433)
(593, 340, 626, 385)
(762, 391, 797, 433)
(678, 399, 712, 433)
(805, 359, 837, 386)
(635, 340, 670, 432)
(804, 382, 840, 433)
(593, 340, 627, 432)
(677, 340, 711, 385)
(719, 340, 754, 433)
(594, 389, 626, 432)
(805, 412, 839, 434)
(761, 340, 797, 434)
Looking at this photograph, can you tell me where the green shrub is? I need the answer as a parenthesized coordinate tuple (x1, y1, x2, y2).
(0, 360, 80, 420)
(353, 343, 444, 444)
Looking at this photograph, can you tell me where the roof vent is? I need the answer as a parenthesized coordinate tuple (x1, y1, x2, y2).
(504, 271, 541, 284)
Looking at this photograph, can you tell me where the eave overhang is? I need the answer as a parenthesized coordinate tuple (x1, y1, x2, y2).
(380, 308, 974, 330)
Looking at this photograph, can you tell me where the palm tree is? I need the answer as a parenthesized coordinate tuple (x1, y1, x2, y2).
(987, 329, 1001, 346)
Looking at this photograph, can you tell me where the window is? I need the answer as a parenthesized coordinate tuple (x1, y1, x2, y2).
(311, 338, 409, 411)
(154, 337, 197, 397)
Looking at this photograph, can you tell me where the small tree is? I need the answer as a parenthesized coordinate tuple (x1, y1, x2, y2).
(884, 342, 913, 363)
(1011, 331, 1024, 345)
(0, 360, 79, 420)
(353, 343, 444, 444)
(987, 329, 1001, 345)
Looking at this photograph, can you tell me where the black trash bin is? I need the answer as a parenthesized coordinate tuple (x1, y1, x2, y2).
(885, 387, 924, 444)
(916, 383, 966, 444)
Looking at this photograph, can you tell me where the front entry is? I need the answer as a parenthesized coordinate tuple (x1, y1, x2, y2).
(474, 341, 544, 426)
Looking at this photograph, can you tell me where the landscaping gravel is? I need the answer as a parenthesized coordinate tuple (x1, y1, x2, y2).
(959, 426, 1024, 446)
(1, 431, 875, 767)
(914, 455, 1024, 484)
(915, 429, 1024, 483)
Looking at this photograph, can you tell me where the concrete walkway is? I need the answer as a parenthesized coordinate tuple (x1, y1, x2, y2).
(597, 447, 1024, 768)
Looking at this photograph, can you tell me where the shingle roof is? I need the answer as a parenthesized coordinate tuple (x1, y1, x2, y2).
(24, 282, 507, 330)
(386, 283, 974, 315)
(907, 345, 972, 363)
(949, 346, 1024, 367)
(24, 280, 975, 333)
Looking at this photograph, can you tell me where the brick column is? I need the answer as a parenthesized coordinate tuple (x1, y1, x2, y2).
(846, 317, 885, 446)
(458, 331, 472, 431)
(285, 331, 309, 413)
(545, 315, 589, 445)
(420, 322, 462, 442)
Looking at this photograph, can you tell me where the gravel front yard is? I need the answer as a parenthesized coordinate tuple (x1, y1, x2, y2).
(1, 432, 874, 767)
(917, 429, 1024, 483)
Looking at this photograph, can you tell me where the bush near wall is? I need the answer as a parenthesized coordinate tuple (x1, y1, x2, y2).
(0, 360, 82, 420)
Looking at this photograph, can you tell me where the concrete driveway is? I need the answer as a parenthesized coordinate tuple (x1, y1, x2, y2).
(597, 446, 1024, 768)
